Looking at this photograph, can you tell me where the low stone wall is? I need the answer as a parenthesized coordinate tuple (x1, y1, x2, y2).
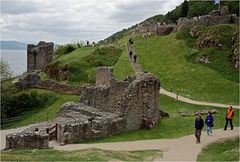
(5, 122, 52, 150)
(5, 133, 49, 150)
(15, 74, 83, 95)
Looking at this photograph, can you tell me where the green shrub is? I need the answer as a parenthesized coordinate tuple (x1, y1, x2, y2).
(1, 82, 57, 120)
(55, 44, 77, 57)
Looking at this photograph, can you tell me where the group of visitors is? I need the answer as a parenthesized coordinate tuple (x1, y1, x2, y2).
(128, 38, 137, 63)
(194, 106, 234, 144)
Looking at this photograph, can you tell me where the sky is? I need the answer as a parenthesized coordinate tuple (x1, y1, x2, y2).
(0, 0, 183, 44)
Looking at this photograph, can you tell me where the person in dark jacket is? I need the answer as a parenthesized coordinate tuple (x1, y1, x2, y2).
(224, 106, 234, 130)
(133, 55, 137, 63)
(195, 114, 204, 144)
(205, 111, 214, 135)
(129, 51, 133, 58)
(129, 38, 133, 45)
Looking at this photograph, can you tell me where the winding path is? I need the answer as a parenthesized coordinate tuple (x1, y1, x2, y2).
(1, 124, 239, 161)
(127, 44, 240, 109)
(53, 128, 239, 161)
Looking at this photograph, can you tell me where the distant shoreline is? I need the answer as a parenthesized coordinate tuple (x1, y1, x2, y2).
(1, 49, 27, 51)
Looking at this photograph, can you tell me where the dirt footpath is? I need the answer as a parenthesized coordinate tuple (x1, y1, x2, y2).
(53, 128, 239, 161)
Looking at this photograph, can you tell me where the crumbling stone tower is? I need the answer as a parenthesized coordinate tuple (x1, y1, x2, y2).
(95, 66, 114, 86)
(27, 41, 54, 72)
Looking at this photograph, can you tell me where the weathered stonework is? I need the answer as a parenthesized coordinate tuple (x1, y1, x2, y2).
(5, 122, 52, 150)
(27, 41, 54, 72)
(15, 73, 83, 95)
(174, 7, 239, 32)
(7, 67, 161, 149)
(231, 32, 240, 70)
(95, 67, 114, 86)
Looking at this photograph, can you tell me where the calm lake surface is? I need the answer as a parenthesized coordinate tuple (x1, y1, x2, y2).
(1, 50, 27, 76)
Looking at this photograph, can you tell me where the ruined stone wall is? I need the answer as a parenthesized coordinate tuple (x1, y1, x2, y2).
(80, 77, 134, 113)
(15, 74, 83, 95)
(95, 67, 114, 87)
(56, 102, 125, 145)
(5, 133, 49, 149)
(5, 122, 52, 150)
(174, 14, 239, 32)
(27, 41, 54, 72)
(115, 74, 160, 131)
(81, 72, 160, 131)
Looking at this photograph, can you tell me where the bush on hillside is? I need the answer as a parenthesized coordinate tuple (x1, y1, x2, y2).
(1, 81, 57, 120)
(55, 44, 77, 57)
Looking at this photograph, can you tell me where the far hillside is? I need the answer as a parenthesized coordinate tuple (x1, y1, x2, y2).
(100, 0, 239, 45)
(0, 41, 27, 50)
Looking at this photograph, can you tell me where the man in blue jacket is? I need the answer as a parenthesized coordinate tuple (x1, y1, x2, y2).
(195, 114, 204, 144)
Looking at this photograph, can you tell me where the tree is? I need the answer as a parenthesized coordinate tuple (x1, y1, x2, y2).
(181, 0, 189, 17)
(0, 59, 12, 81)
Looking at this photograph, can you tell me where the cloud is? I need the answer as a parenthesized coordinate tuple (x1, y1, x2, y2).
(1, 0, 40, 15)
(1, 0, 183, 44)
(110, 0, 169, 23)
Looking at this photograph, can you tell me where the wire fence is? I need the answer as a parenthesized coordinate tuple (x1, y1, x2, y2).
(1, 111, 57, 130)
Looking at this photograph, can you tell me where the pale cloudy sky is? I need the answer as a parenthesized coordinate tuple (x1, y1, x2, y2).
(0, 0, 183, 44)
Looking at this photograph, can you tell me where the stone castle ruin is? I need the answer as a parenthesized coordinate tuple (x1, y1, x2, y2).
(174, 6, 239, 32)
(27, 41, 54, 72)
(5, 67, 161, 149)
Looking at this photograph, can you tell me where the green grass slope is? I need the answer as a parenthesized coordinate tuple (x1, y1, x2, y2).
(197, 137, 239, 162)
(134, 32, 239, 104)
(46, 47, 122, 84)
(1, 148, 162, 161)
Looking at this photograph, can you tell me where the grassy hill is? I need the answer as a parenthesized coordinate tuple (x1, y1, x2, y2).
(134, 26, 238, 104)
(45, 46, 134, 85)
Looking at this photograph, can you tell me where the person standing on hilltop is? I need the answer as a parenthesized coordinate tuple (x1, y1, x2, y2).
(205, 111, 214, 135)
(224, 106, 234, 130)
(195, 114, 204, 144)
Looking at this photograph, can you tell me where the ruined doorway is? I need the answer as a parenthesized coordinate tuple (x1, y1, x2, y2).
(46, 124, 58, 141)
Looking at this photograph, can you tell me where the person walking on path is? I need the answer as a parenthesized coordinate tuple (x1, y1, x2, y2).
(224, 106, 234, 130)
(195, 114, 204, 144)
(205, 111, 214, 135)
(129, 38, 133, 45)
(129, 51, 133, 58)
(133, 55, 137, 63)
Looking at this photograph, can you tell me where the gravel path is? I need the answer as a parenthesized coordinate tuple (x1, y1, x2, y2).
(127, 44, 240, 109)
(53, 128, 239, 161)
